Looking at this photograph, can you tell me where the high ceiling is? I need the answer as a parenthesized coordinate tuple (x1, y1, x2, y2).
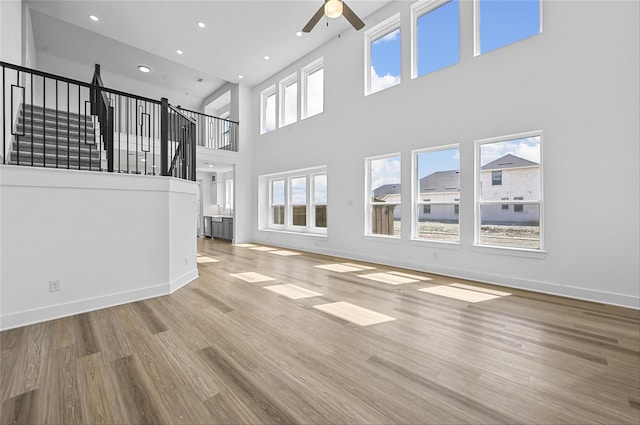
(26, 0, 391, 106)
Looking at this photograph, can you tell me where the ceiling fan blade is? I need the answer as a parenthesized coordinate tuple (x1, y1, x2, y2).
(302, 4, 326, 33)
(342, 1, 365, 30)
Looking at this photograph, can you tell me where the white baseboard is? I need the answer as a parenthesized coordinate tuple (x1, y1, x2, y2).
(169, 269, 199, 293)
(253, 239, 640, 310)
(0, 276, 195, 331)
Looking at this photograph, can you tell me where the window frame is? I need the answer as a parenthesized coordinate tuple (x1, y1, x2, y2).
(411, 144, 461, 244)
(474, 130, 544, 252)
(473, 0, 543, 57)
(411, 0, 460, 79)
(365, 152, 402, 239)
(311, 172, 328, 229)
(364, 13, 402, 96)
(269, 178, 286, 227)
(260, 85, 277, 134)
(261, 166, 328, 235)
(278, 72, 298, 128)
(301, 57, 324, 120)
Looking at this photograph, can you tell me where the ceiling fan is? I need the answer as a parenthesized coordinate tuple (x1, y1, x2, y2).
(302, 0, 365, 33)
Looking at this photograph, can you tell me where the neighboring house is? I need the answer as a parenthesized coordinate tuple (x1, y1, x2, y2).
(372, 183, 401, 219)
(418, 170, 460, 223)
(480, 154, 540, 225)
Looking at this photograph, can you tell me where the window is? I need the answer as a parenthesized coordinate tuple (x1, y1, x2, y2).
(366, 154, 402, 237)
(412, 0, 460, 79)
(475, 0, 542, 56)
(271, 179, 285, 225)
(492, 170, 502, 185)
(260, 166, 327, 235)
(477, 132, 542, 250)
(260, 85, 276, 134)
(225, 179, 234, 210)
(290, 177, 307, 226)
(413, 146, 460, 242)
(312, 174, 327, 228)
(279, 73, 298, 127)
(514, 196, 524, 212)
(365, 14, 401, 95)
(302, 58, 324, 119)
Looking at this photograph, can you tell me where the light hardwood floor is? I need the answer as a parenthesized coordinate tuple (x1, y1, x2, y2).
(2, 238, 639, 424)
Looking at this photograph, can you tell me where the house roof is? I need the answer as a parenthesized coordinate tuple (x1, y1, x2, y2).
(419, 170, 460, 193)
(373, 184, 401, 199)
(481, 154, 539, 171)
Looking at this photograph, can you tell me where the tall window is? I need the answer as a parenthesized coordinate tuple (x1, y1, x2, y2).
(366, 154, 401, 237)
(290, 177, 307, 226)
(475, 0, 542, 55)
(279, 73, 298, 127)
(413, 146, 460, 243)
(365, 14, 401, 95)
(271, 179, 285, 225)
(302, 58, 324, 119)
(476, 132, 542, 250)
(312, 174, 327, 228)
(412, 0, 460, 79)
(260, 85, 276, 134)
(260, 167, 327, 235)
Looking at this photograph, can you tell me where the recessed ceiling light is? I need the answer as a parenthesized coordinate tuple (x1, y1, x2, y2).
(141, 158, 146, 162)
(197, 22, 206, 28)
(138, 65, 151, 73)
(263, 55, 270, 61)
(238, 74, 244, 79)
(296, 31, 303, 37)
(208, 164, 214, 168)
(176, 49, 183, 55)
(89, 15, 99, 22)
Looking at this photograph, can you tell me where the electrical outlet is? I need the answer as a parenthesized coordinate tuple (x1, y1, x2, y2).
(49, 279, 61, 292)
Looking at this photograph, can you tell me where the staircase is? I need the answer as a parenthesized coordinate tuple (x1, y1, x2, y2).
(9, 104, 102, 170)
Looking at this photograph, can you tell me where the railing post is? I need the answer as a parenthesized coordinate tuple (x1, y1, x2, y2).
(190, 121, 196, 181)
(160, 97, 169, 176)
(106, 105, 114, 172)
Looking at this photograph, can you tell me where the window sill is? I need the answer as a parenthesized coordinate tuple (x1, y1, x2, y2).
(410, 238, 461, 249)
(363, 233, 402, 242)
(259, 227, 327, 238)
(472, 244, 547, 259)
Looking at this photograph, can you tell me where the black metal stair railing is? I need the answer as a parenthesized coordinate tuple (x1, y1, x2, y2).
(177, 107, 239, 152)
(1, 61, 236, 181)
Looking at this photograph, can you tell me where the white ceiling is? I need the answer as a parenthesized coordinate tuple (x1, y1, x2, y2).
(26, 0, 392, 105)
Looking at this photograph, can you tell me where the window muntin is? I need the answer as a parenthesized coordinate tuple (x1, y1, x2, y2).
(475, 0, 542, 56)
(260, 85, 276, 134)
(413, 146, 460, 243)
(261, 167, 327, 235)
(290, 177, 307, 226)
(366, 154, 402, 237)
(412, 0, 460, 79)
(365, 14, 401, 95)
(302, 58, 324, 119)
(477, 133, 542, 250)
(279, 73, 298, 127)
(312, 174, 327, 228)
(271, 179, 285, 225)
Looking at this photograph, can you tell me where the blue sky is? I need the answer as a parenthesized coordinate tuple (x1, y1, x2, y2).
(417, 148, 460, 179)
(370, 0, 540, 86)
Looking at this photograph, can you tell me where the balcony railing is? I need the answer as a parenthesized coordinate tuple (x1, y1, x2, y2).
(1, 61, 237, 180)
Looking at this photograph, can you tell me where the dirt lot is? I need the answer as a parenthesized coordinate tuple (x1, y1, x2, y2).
(414, 221, 540, 249)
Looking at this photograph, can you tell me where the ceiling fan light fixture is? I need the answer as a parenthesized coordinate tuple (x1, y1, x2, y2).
(325, 0, 343, 19)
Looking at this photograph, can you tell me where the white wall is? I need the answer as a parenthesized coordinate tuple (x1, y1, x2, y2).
(248, 1, 640, 308)
(0, 166, 198, 330)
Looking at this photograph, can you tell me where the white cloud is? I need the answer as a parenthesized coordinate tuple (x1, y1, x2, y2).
(370, 66, 400, 94)
(371, 156, 401, 191)
(373, 28, 400, 45)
